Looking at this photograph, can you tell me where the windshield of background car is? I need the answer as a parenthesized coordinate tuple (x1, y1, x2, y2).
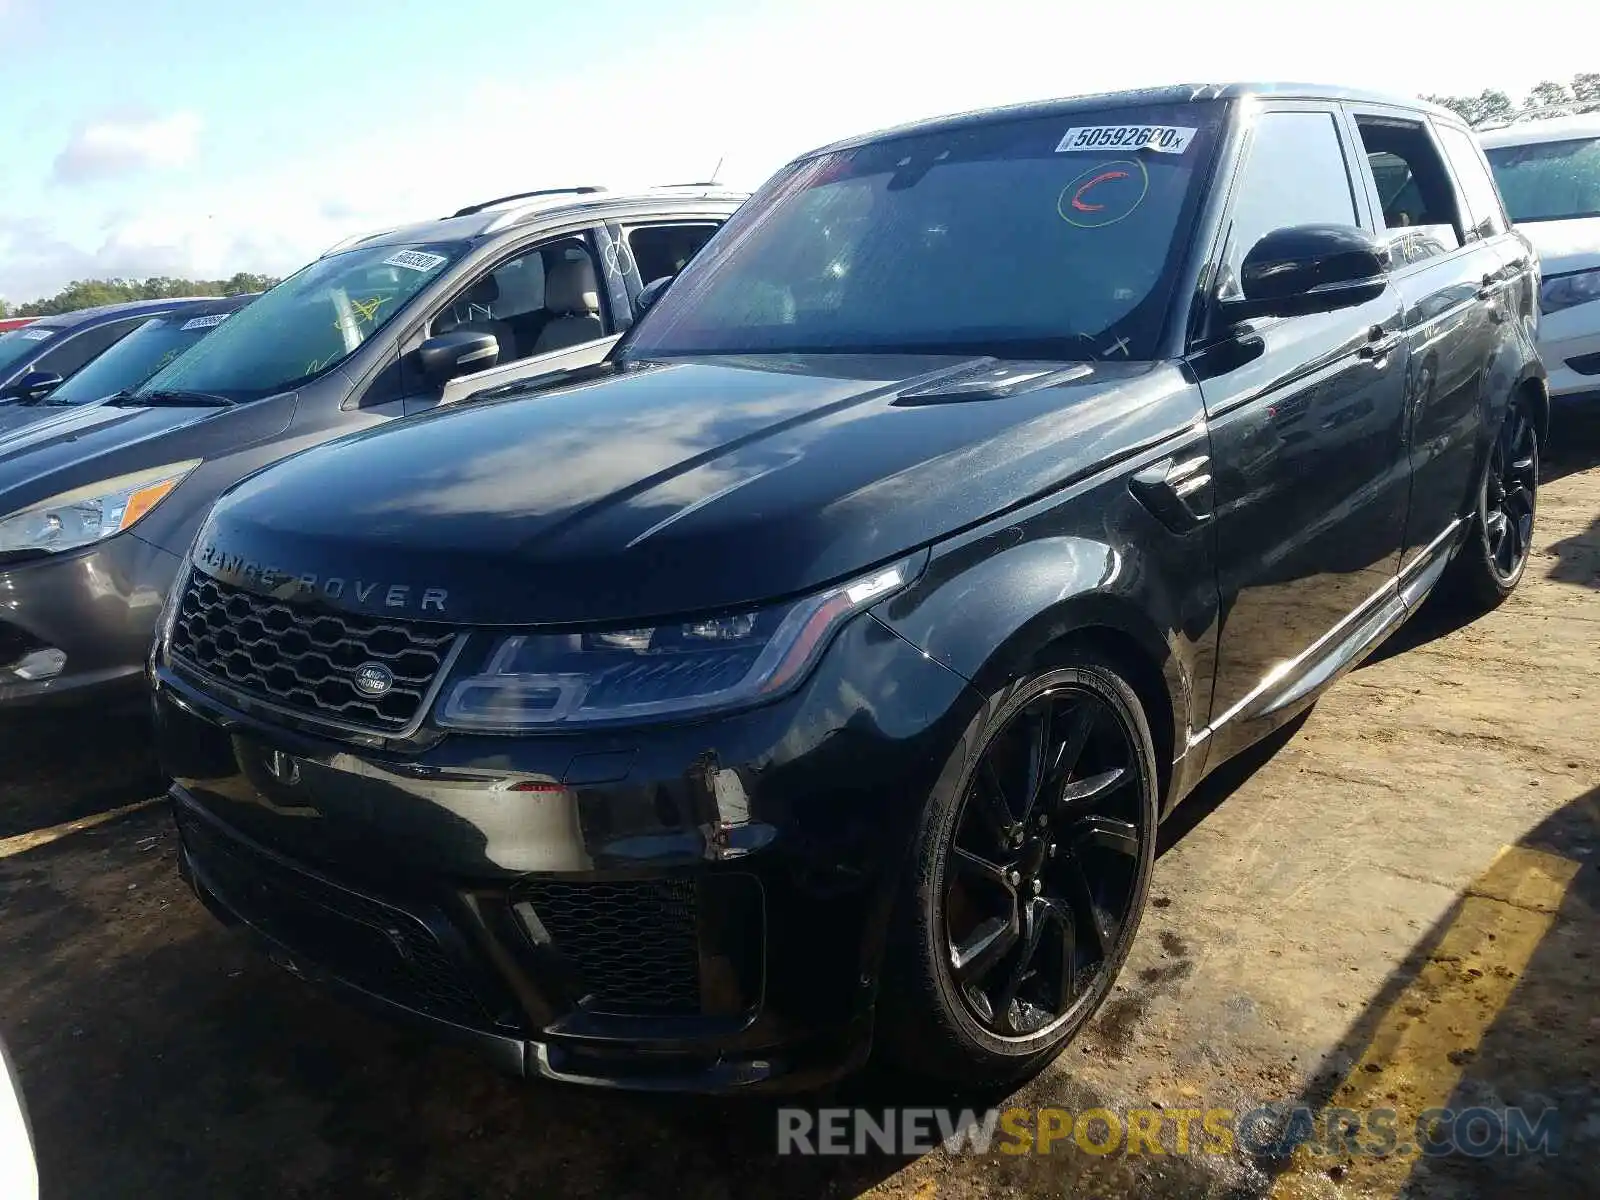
(0, 326, 60, 377)
(46, 312, 235, 404)
(135, 242, 466, 401)
(1485, 137, 1600, 222)
(623, 104, 1221, 361)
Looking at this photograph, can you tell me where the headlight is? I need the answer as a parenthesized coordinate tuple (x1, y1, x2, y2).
(0, 462, 199, 558)
(1541, 267, 1600, 315)
(435, 558, 920, 732)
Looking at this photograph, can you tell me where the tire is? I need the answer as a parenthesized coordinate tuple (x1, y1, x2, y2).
(877, 656, 1161, 1088)
(1445, 396, 1540, 612)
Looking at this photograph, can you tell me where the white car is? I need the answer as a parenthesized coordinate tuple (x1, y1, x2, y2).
(0, 1039, 36, 1200)
(1481, 114, 1600, 403)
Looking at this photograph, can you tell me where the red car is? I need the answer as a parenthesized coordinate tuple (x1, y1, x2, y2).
(0, 317, 37, 333)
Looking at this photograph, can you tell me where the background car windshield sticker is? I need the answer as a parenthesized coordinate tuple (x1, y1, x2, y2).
(1058, 158, 1149, 228)
(180, 313, 230, 331)
(383, 249, 447, 273)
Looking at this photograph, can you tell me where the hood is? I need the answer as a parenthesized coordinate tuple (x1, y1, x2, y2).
(0, 402, 83, 436)
(0, 401, 276, 520)
(1516, 216, 1600, 275)
(197, 355, 1198, 625)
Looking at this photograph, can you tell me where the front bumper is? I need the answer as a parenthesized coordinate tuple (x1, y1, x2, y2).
(0, 533, 182, 708)
(1538, 301, 1600, 400)
(154, 613, 978, 1092)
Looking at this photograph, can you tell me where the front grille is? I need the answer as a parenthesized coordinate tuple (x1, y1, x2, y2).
(169, 572, 456, 732)
(519, 879, 701, 1015)
(179, 812, 498, 1031)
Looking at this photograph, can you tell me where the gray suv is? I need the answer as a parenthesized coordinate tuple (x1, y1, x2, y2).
(0, 185, 745, 708)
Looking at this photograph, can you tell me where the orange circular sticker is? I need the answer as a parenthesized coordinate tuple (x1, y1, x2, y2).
(1058, 158, 1150, 228)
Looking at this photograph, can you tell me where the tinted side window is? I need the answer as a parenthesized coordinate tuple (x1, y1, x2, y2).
(1221, 111, 1358, 299)
(1353, 117, 1467, 265)
(625, 223, 721, 285)
(34, 316, 148, 379)
(1436, 123, 1509, 239)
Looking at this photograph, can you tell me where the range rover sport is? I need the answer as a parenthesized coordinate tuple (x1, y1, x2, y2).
(153, 84, 1545, 1092)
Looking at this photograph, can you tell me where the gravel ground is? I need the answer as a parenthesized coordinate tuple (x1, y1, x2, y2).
(2, 409, 1597, 1200)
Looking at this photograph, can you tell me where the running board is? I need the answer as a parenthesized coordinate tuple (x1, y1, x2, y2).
(1256, 593, 1408, 716)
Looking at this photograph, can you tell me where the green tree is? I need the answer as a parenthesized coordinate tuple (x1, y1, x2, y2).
(11, 272, 281, 317)
(1574, 73, 1600, 105)
(1525, 79, 1574, 118)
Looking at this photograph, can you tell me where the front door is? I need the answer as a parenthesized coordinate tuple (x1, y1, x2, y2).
(1193, 104, 1412, 764)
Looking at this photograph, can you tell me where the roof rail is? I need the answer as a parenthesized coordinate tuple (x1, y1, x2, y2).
(451, 186, 607, 218)
(653, 180, 724, 189)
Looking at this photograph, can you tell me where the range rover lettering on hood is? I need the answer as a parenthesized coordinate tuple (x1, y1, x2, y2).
(195, 541, 448, 614)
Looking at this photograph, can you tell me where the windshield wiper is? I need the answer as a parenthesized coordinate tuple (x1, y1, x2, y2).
(112, 388, 236, 408)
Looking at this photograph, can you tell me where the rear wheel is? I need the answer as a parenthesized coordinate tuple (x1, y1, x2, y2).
(1447, 398, 1539, 610)
(879, 657, 1159, 1087)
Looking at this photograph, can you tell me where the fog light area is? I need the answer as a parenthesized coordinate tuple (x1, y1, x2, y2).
(8, 648, 66, 682)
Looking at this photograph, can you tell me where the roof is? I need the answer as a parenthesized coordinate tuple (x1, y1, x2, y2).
(319, 185, 749, 256)
(1478, 112, 1600, 147)
(25, 295, 218, 330)
(802, 82, 1455, 159)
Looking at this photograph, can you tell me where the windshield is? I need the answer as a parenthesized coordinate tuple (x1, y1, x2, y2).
(1485, 137, 1600, 222)
(624, 104, 1220, 362)
(45, 312, 236, 404)
(135, 241, 465, 401)
(0, 326, 59, 378)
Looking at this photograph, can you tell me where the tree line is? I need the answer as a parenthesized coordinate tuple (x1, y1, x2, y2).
(1423, 71, 1600, 128)
(0, 272, 280, 319)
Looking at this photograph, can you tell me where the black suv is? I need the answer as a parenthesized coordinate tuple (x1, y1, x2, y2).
(0, 186, 742, 707)
(154, 85, 1544, 1092)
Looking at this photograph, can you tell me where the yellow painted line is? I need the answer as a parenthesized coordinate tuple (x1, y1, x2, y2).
(1270, 844, 1583, 1199)
(0, 798, 163, 861)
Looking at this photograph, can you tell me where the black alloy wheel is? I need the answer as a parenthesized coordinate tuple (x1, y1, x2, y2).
(1447, 397, 1540, 610)
(1482, 403, 1538, 586)
(881, 659, 1159, 1086)
(941, 683, 1146, 1038)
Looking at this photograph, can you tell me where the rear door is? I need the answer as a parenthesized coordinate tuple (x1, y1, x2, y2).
(1192, 103, 1411, 762)
(1342, 106, 1506, 571)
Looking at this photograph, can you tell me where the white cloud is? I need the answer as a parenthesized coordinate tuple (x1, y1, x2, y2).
(7, 0, 1595, 303)
(52, 111, 202, 184)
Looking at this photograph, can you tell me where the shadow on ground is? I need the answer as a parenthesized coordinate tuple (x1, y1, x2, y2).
(0, 708, 162, 839)
(1261, 785, 1599, 1198)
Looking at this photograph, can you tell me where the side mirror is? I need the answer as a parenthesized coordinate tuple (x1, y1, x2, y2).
(14, 370, 63, 403)
(1224, 224, 1390, 321)
(417, 331, 499, 387)
(635, 276, 674, 317)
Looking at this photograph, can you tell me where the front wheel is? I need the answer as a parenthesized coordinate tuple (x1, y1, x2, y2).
(1446, 398, 1539, 610)
(878, 658, 1160, 1087)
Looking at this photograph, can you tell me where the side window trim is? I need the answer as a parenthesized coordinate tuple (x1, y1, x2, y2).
(34, 315, 152, 379)
(1432, 119, 1511, 241)
(1193, 102, 1363, 346)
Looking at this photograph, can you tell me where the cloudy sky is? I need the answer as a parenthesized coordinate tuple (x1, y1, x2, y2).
(0, 0, 1589, 305)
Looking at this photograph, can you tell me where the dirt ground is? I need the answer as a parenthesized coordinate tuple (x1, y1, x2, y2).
(2, 410, 1597, 1200)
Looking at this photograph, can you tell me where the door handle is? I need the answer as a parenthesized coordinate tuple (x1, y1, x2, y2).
(1477, 272, 1499, 301)
(1359, 327, 1401, 361)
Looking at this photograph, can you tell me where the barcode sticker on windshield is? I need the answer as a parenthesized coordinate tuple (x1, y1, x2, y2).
(1056, 126, 1196, 155)
(180, 313, 230, 330)
(383, 249, 448, 273)
(18, 328, 53, 340)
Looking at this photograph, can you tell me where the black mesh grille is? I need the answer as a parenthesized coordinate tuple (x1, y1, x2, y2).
(179, 813, 497, 1030)
(169, 572, 456, 732)
(519, 879, 701, 1014)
